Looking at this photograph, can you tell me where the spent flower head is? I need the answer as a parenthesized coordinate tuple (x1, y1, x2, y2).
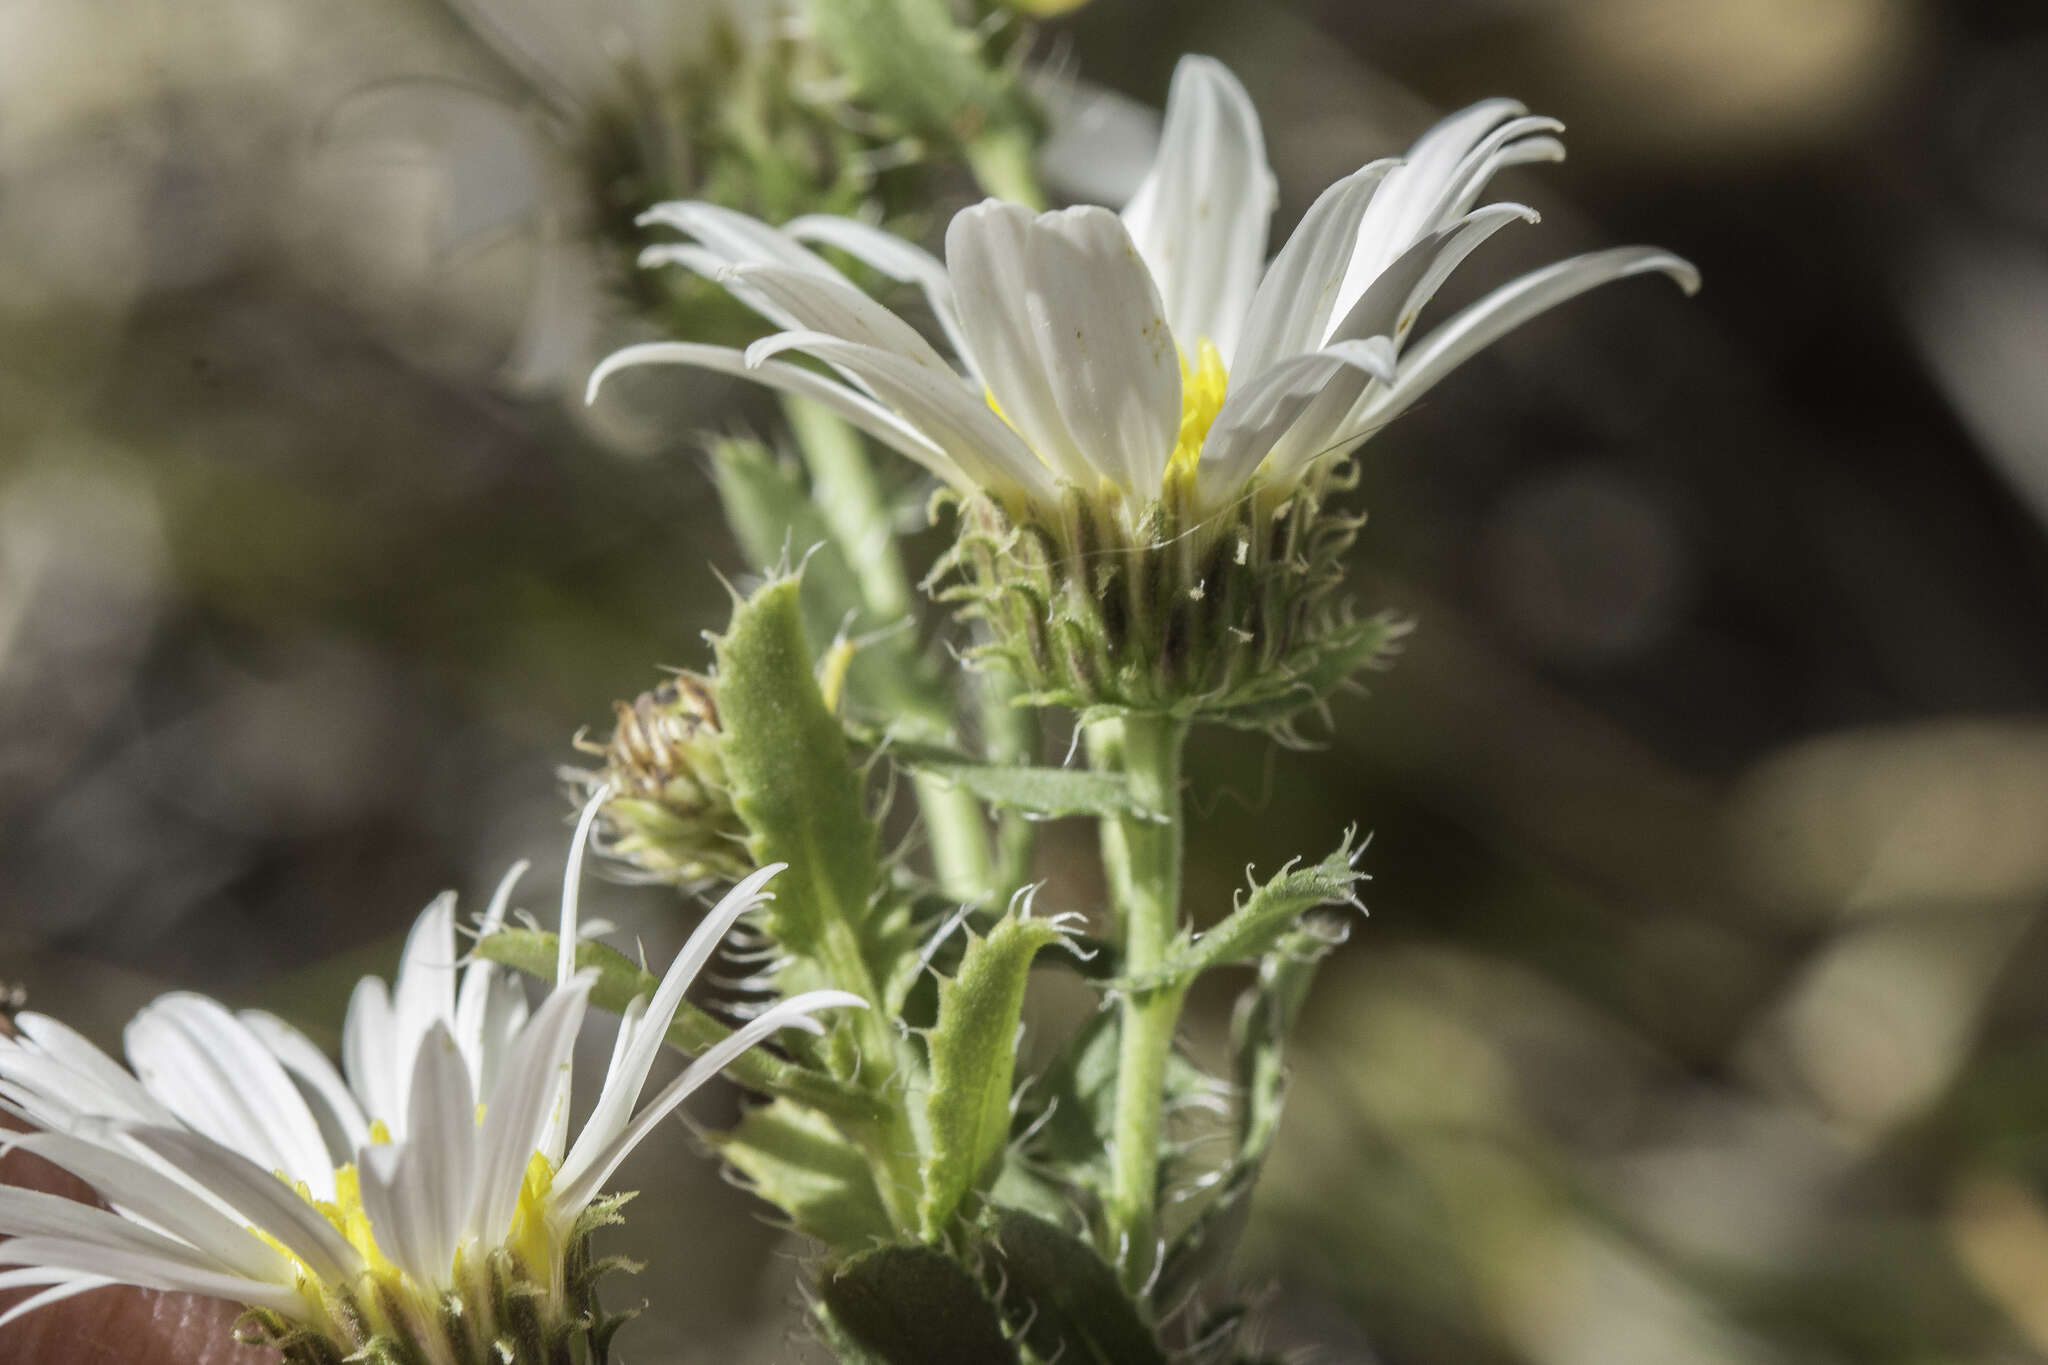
(572, 671, 752, 886)
(0, 797, 856, 1364)
(589, 55, 1697, 722)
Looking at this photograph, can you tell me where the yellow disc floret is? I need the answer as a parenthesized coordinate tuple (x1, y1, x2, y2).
(1166, 339, 1228, 484)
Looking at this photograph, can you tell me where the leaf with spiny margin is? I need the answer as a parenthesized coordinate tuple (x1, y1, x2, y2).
(473, 928, 877, 1123)
(919, 913, 1069, 1238)
(818, 1243, 1019, 1365)
(715, 576, 883, 967)
(900, 754, 1165, 822)
(1156, 918, 1348, 1311)
(711, 1099, 894, 1248)
(1116, 833, 1365, 993)
(978, 1208, 1166, 1365)
(710, 435, 952, 747)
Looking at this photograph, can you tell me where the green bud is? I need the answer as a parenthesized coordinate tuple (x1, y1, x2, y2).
(576, 673, 754, 885)
(932, 466, 1408, 731)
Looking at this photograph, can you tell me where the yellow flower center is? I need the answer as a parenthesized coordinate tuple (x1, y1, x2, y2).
(1166, 339, 1228, 483)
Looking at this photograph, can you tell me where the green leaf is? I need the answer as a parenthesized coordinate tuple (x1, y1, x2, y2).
(818, 1243, 1018, 1365)
(1171, 833, 1365, 978)
(1156, 920, 1347, 1309)
(903, 756, 1164, 822)
(473, 928, 877, 1123)
(715, 577, 884, 972)
(919, 913, 1069, 1238)
(978, 1208, 1166, 1365)
(1111, 833, 1364, 994)
(710, 1100, 894, 1249)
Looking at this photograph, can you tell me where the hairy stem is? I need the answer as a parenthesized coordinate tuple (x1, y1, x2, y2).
(1085, 711, 1190, 1291)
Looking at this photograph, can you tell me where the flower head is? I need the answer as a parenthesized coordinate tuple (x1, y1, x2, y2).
(0, 795, 857, 1364)
(589, 55, 1696, 721)
(572, 671, 753, 886)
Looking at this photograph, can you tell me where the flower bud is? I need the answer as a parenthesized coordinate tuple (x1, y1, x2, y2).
(577, 673, 753, 885)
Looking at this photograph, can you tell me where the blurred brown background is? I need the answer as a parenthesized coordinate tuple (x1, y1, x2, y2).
(5, 0, 2048, 1360)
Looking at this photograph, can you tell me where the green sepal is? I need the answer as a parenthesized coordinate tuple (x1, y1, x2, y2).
(715, 575, 886, 972)
(818, 1243, 1020, 1365)
(473, 928, 879, 1123)
(712, 1099, 896, 1249)
(919, 912, 1071, 1237)
(978, 1207, 1167, 1365)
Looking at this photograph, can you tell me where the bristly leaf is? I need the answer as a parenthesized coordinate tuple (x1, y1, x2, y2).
(711, 1099, 895, 1249)
(474, 928, 878, 1123)
(919, 912, 1070, 1238)
(1156, 919, 1348, 1311)
(900, 755, 1165, 822)
(1118, 833, 1365, 993)
(818, 1243, 1019, 1365)
(978, 1208, 1167, 1365)
(715, 576, 885, 972)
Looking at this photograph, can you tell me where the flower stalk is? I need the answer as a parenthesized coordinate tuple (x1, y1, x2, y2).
(1086, 711, 1191, 1288)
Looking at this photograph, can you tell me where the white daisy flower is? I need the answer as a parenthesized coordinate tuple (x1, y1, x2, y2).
(587, 54, 1696, 721)
(0, 795, 859, 1364)
(589, 53, 1698, 525)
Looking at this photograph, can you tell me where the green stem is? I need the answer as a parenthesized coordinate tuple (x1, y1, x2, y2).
(964, 123, 1045, 209)
(783, 395, 995, 906)
(1085, 711, 1190, 1291)
(979, 658, 1038, 902)
(814, 913, 929, 1235)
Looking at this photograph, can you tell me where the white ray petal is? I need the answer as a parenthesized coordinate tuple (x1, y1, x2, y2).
(1233, 161, 1396, 379)
(389, 894, 460, 1123)
(639, 243, 801, 331)
(552, 991, 863, 1216)
(587, 342, 971, 489)
(0, 1184, 224, 1266)
(343, 975, 397, 1133)
(358, 1024, 475, 1287)
(233, 1011, 370, 1154)
(469, 975, 592, 1244)
(636, 201, 835, 277)
(0, 1236, 302, 1316)
(0, 1275, 119, 1330)
(1119, 56, 1275, 364)
(1195, 339, 1397, 501)
(782, 215, 976, 376)
(456, 859, 531, 1095)
(1335, 98, 1527, 320)
(945, 200, 1096, 486)
(10, 1017, 170, 1122)
(1439, 114, 1567, 223)
(1264, 202, 1540, 479)
(723, 264, 952, 372)
(123, 995, 335, 1196)
(122, 1127, 362, 1286)
(746, 331, 1059, 505)
(1022, 205, 1182, 493)
(0, 1131, 291, 1284)
(558, 866, 784, 1191)
(1363, 246, 1701, 429)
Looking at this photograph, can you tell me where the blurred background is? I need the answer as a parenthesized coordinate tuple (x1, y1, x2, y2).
(5, 0, 2048, 1360)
